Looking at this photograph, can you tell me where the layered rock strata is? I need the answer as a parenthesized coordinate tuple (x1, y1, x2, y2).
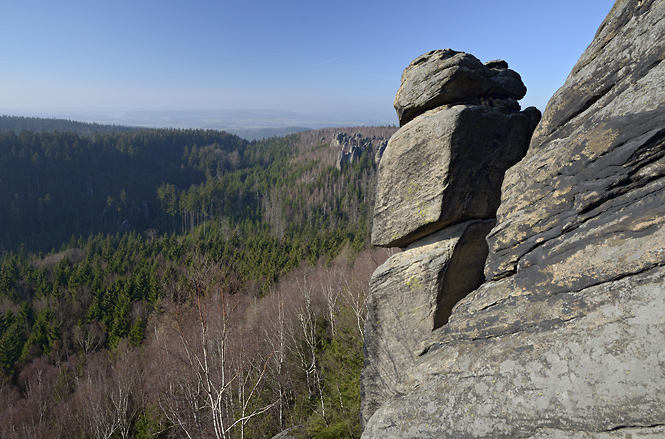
(362, 0, 665, 437)
(362, 51, 538, 425)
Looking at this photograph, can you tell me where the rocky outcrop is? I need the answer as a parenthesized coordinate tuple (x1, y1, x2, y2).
(334, 132, 363, 170)
(269, 426, 307, 439)
(332, 132, 388, 169)
(365, 266, 665, 438)
(373, 139, 388, 165)
(362, 50, 538, 425)
(485, 0, 665, 284)
(362, 0, 665, 438)
(394, 49, 527, 126)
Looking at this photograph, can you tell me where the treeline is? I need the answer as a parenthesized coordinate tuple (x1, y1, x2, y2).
(0, 124, 397, 438)
(0, 115, 141, 135)
(0, 126, 392, 254)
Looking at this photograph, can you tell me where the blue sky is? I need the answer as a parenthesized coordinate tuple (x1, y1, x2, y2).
(1, 0, 615, 126)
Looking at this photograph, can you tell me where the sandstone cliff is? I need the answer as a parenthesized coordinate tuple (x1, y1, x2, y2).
(362, 0, 665, 437)
(362, 49, 539, 425)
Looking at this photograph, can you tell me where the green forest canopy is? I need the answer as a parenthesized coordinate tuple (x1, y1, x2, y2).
(0, 119, 396, 439)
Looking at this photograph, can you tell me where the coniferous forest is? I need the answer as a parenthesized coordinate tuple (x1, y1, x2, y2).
(0, 117, 397, 438)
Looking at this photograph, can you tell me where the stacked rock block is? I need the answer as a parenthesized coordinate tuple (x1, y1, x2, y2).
(361, 49, 540, 425)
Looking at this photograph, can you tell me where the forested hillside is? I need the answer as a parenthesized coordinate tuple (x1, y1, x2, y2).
(0, 123, 396, 438)
(0, 128, 245, 251)
(0, 115, 141, 135)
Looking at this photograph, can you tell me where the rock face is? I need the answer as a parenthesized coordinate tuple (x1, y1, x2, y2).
(269, 426, 307, 439)
(331, 132, 388, 169)
(362, 0, 665, 438)
(362, 49, 538, 425)
(333, 132, 364, 170)
(485, 0, 665, 284)
(371, 105, 533, 248)
(361, 220, 493, 424)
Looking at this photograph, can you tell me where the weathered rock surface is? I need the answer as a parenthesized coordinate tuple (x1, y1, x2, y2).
(364, 46, 537, 433)
(371, 104, 534, 248)
(394, 49, 527, 126)
(363, 265, 665, 438)
(486, 0, 665, 282)
(360, 220, 494, 425)
(362, 0, 665, 438)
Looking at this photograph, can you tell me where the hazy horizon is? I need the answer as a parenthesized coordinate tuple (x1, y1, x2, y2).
(2, 1, 615, 129)
(0, 108, 398, 132)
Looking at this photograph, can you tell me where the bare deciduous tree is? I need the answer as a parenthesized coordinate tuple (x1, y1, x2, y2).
(158, 254, 277, 439)
(74, 346, 140, 439)
(292, 277, 327, 425)
(262, 287, 294, 430)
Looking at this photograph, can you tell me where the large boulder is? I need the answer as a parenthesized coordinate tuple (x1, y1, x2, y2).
(371, 104, 534, 248)
(362, 0, 665, 437)
(394, 49, 527, 126)
(361, 220, 494, 425)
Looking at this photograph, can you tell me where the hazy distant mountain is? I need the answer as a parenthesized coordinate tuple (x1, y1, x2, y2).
(2, 109, 397, 133)
(0, 115, 140, 135)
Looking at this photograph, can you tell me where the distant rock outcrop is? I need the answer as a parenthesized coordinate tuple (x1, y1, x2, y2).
(362, 0, 665, 438)
(332, 132, 388, 169)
